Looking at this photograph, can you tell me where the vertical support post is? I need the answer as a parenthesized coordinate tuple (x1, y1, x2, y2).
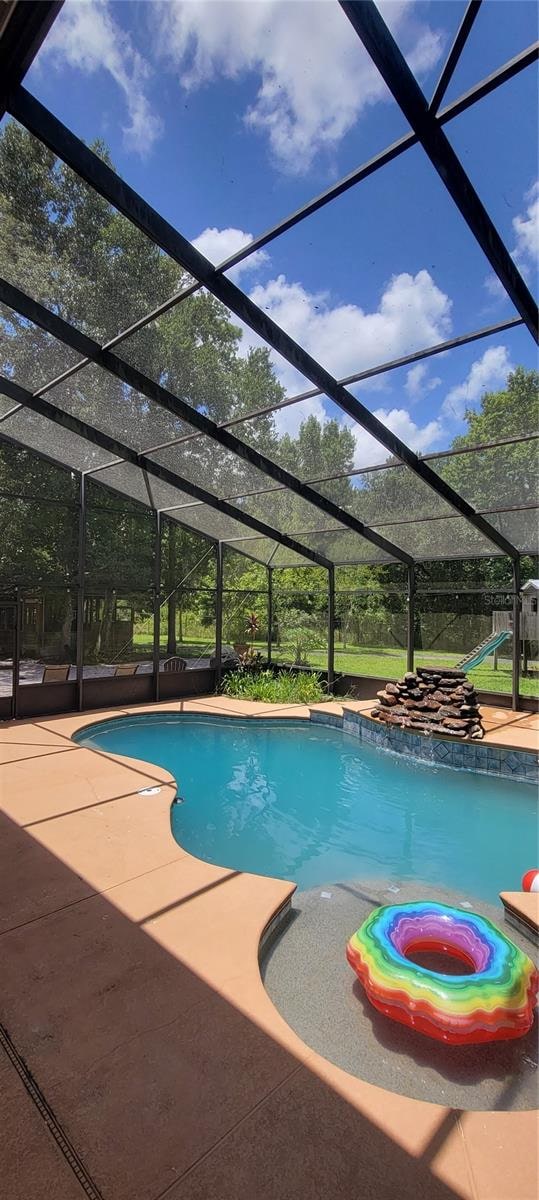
(153, 510, 161, 702)
(267, 567, 273, 665)
(215, 542, 223, 691)
(13, 586, 21, 720)
(407, 563, 415, 674)
(511, 556, 521, 710)
(327, 564, 335, 694)
(167, 520, 177, 655)
(76, 472, 86, 711)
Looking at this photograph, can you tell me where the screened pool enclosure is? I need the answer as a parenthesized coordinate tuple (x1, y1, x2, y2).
(0, 0, 537, 719)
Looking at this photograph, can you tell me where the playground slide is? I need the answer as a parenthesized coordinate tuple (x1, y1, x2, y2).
(457, 629, 512, 672)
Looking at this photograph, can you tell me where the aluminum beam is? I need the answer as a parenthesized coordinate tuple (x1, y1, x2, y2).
(0, 0, 61, 117)
(340, 1, 538, 342)
(0, 374, 331, 570)
(267, 568, 273, 665)
(215, 544, 223, 689)
(512, 557, 521, 709)
(76, 471, 85, 710)
(3, 33, 532, 392)
(220, 316, 524, 432)
(429, 1, 482, 113)
(5, 90, 523, 559)
(327, 565, 335, 693)
(62, 39, 537, 351)
(153, 509, 161, 700)
(0, 278, 411, 566)
(102, 39, 535, 316)
(407, 564, 415, 673)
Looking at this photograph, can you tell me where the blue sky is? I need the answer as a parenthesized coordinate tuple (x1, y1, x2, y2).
(25, 0, 538, 469)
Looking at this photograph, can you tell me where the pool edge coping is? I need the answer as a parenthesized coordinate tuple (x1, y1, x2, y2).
(1, 695, 537, 1200)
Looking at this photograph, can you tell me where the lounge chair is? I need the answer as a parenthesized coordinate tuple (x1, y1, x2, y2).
(41, 664, 71, 683)
(113, 663, 139, 677)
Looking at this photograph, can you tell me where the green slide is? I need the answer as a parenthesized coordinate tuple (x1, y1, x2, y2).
(457, 629, 512, 672)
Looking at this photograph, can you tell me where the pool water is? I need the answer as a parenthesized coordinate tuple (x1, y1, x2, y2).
(76, 714, 536, 902)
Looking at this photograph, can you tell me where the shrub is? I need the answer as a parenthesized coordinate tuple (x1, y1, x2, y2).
(222, 668, 328, 704)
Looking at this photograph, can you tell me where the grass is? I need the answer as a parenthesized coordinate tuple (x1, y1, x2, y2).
(222, 668, 327, 704)
(133, 627, 539, 699)
(272, 645, 539, 698)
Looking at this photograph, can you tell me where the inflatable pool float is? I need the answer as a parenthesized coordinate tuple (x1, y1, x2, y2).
(346, 900, 538, 1044)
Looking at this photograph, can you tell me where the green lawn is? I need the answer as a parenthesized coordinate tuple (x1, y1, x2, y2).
(131, 627, 539, 698)
(272, 644, 539, 698)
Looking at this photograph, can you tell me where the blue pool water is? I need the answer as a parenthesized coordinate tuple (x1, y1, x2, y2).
(75, 714, 536, 901)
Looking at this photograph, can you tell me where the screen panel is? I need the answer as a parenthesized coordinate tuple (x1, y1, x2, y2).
(223, 537, 310, 567)
(370, 515, 500, 559)
(0, 405, 118, 472)
(90, 460, 195, 513)
(312, 463, 455, 523)
(0, 301, 84, 391)
(0, 118, 191, 344)
(149, 435, 274, 497)
(43, 361, 192, 452)
(485, 509, 539, 555)
(233, 488, 341, 536)
(430, 439, 539, 511)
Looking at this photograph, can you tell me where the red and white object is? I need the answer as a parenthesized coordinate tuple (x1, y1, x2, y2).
(521, 870, 539, 893)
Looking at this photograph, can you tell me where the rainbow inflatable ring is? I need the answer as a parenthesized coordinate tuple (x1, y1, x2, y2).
(346, 901, 538, 1045)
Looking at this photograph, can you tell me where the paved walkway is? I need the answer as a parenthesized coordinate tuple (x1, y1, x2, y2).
(0, 696, 537, 1200)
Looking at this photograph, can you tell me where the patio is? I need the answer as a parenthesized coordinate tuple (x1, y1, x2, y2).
(1, 2, 538, 1197)
(0, 695, 537, 1200)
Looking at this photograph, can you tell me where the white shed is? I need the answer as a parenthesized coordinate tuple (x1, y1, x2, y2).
(520, 580, 539, 667)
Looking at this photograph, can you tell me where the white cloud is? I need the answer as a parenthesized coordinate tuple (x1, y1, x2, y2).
(484, 179, 538, 298)
(248, 268, 452, 393)
(153, 0, 443, 173)
(191, 227, 268, 281)
(343, 406, 443, 469)
(442, 345, 512, 422)
(483, 273, 505, 300)
(272, 392, 443, 468)
(512, 180, 539, 275)
(239, 265, 451, 464)
(405, 362, 442, 399)
(274, 395, 328, 439)
(39, 0, 162, 156)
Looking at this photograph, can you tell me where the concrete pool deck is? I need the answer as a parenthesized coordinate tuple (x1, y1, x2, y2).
(0, 695, 537, 1200)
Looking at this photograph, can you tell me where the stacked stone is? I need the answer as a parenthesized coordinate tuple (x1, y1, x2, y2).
(371, 666, 484, 739)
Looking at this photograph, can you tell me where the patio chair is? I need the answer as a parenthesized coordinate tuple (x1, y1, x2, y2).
(162, 657, 188, 672)
(41, 664, 71, 684)
(113, 663, 139, 677)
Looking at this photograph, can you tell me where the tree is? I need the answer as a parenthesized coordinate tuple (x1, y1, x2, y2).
(1, 119, 536, 655)
(357, 367, 539, 583)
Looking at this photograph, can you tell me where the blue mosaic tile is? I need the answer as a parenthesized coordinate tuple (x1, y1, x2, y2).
(311, 711, 342, 727)
(346, 715, 536, 783)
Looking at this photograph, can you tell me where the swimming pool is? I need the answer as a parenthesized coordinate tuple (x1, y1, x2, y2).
(75, 714, 536, 902)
